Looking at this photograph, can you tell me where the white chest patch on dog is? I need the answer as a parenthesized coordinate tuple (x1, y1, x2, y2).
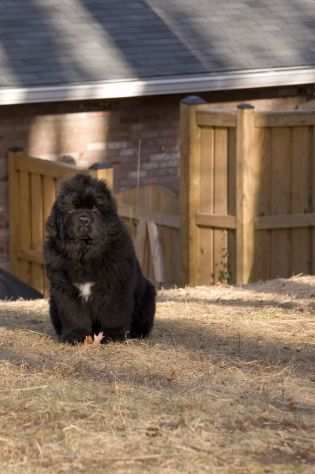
(75, 282, 95, 302)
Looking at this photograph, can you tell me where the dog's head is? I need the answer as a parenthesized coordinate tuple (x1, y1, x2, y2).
(46, 174, 118, 257)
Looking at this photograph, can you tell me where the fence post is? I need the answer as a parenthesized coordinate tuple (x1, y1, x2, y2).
(180, 96, 206, 286)
(236, 104, 257, 285)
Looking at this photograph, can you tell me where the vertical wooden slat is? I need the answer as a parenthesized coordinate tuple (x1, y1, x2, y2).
(19, 170, 32, 285)
(199, 127, 214, 284)
(213, 128, 229, 283)
(253, 128, 272, 281)
(180, 96, 206, 286)
(147, 221, 164, 286)
(270, 127, 291, 278)
(43, 176, 56, 224)
(158, 187, 178, 286)
(291, 127, 310, 275)
(30, 174, 44, 293)
(236, 104, 258, 284)
(227, 127, 237, 283)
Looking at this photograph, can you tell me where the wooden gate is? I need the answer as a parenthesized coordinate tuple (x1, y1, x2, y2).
(9, 150, 180, 294)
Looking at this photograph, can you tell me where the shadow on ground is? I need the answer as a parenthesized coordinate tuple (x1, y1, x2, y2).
(0, 301, 314, 387)
(153, 317, 315, 378)
(158, 293, 307, 311)
(0, 303, 53, 336)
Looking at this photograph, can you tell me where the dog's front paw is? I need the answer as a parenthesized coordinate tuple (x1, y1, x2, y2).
(100, 327, 128, 343)
(60, 329, 91, 345)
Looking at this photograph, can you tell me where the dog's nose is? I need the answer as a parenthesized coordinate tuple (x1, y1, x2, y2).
(79, 215, 90, 225)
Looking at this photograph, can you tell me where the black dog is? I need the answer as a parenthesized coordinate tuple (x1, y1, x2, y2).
(44, 174, 156, 344)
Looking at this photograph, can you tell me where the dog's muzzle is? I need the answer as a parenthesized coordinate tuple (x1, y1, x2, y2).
(66, 211, 95, 240)
(77, 213, 92, 238)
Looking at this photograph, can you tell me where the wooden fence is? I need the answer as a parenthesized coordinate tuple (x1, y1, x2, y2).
(10, 100, 315, 292)
(180, 98, 315, 285)
(9, 150, 180, 294)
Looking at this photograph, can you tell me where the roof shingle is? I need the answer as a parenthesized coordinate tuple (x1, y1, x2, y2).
(0, 0, 314, 96)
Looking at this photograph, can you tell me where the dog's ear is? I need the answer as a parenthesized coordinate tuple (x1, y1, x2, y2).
(46, 204, 64, 241)
(97, 180, 118, 214)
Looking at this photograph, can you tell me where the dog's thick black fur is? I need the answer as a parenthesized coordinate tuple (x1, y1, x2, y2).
(44, 174, 156, 344)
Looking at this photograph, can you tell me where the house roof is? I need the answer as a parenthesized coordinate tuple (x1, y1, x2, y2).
(0, 0, 315, 105)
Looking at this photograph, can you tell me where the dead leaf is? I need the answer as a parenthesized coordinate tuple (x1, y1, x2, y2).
(84, 335, 94, 345)
(93, 332, 104, 344)
(83, 333, 104, 346)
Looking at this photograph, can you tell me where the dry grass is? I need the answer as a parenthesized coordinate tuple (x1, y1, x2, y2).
(0, 275, 315, 473)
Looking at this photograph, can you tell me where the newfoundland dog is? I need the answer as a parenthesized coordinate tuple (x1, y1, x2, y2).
(44, 173, 156, 344)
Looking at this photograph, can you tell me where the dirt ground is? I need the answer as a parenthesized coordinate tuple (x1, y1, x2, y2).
(0, 275, 314, 473)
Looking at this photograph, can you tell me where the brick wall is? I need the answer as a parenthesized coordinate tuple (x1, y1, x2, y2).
(0, 86, 313, 271)
(0, 96, 181, 191)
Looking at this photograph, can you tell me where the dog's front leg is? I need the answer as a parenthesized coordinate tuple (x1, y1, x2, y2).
(50, 290, 93, 344)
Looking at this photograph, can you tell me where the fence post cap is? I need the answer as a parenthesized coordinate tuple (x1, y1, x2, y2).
(237, 103, 255, 110)
(181, 95, 207, 106)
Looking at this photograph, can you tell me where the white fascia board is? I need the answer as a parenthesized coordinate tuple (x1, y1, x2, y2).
(0, 66, 314, 105)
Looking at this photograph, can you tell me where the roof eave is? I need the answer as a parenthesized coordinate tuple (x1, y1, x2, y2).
(0, 66, 314, 106)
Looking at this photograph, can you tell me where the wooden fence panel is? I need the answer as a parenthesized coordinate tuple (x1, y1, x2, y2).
(253, 124, 314, 281)
(180, 99, 315, 286)
(180, 98, 237, 286)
